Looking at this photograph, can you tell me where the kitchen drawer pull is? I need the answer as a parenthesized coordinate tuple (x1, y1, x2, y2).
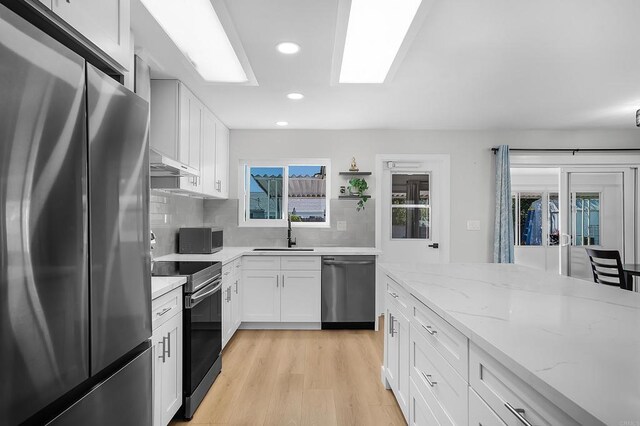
(235, 280, 238, 294)
(422, 324, 437, 336)
(156, 307, 171, 317)
(420, 371, 437, 387)
(505, 402, 533, 426)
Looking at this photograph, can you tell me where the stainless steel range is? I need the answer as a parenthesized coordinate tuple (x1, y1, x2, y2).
(152, 261, 223, 419)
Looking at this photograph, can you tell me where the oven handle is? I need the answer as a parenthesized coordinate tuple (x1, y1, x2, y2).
(186, 279, 222, 309)
(192, 272, 222, 292)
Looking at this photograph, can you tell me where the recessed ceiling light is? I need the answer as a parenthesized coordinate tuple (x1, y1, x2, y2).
(339, 0, 422, 83)
(276, 42, 300, 54)
(287, 93, 304, 100)
(276, 121, 289, 126)
(141, 0, 248, 82)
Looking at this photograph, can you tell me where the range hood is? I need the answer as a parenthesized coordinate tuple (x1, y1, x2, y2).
(149, 149, 198, 177)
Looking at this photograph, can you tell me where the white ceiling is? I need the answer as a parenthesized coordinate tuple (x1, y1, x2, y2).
(131, 0, 640, 130)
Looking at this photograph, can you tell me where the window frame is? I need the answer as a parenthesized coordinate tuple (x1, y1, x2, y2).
(238, 158, 331, 228)
(390, 171, 431, 240)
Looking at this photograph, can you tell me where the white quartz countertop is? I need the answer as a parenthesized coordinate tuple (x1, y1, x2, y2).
(155, 246, 380, 265)
(378, 262, 640, 426)
(151, 276, 187, 300)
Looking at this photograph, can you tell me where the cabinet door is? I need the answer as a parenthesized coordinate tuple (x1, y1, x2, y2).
(396, 310, 410, 419)
(200, 109, 217, 196)
(152, 312, 183, 426)
(222, 284, 233, 348)
(178, 85, 191, 165)
(214, 119, 229, 198)
(52, 0, 130, 69)
(280, 271, 321, 322)
(232, 276, 242, 331)
(385, 307, 399, 391)
(242, 271, 280, 322)
(188, 99, 202, 171)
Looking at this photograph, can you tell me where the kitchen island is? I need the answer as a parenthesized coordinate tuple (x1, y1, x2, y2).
(379, 262, 640, 426)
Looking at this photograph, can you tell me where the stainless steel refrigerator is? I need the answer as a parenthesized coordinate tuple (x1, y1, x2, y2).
(0, 4, 152, 425)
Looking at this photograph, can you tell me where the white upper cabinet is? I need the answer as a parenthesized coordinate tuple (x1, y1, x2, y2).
(50, 0, 130, 70)
(200, 109, 217, 197)
(214, 118, 229, 198)
(150, 79, 229, 199)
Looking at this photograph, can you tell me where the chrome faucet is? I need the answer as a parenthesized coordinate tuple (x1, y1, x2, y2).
(287, 214, 297, 248)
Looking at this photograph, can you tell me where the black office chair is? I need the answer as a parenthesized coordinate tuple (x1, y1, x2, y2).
(584, 248, 628, 290)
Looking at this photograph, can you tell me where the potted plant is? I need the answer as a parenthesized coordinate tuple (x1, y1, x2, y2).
(348, 178, 369, 211)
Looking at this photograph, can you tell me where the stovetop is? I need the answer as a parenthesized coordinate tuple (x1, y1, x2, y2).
(152, 261, 218, 277)
(152, 261, 221, 294)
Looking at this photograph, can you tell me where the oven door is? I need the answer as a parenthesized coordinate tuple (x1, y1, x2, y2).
(184, 278, 222, 397)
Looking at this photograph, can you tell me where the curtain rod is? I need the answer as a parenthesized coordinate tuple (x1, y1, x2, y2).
(491, 148, 640, 155)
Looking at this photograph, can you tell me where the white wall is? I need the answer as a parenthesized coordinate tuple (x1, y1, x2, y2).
(229, 129, 640, 262)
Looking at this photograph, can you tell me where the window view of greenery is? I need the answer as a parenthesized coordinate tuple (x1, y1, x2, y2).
(574, 193, 600, 246)
(512, 193, 543, 246)
(548, 193, 559, 246)
(288, 165, 326, 223)
(248, 166, 284, 219)
(391, 174, 430, 239)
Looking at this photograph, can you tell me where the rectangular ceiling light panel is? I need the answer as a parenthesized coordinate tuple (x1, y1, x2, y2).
(141, 0, 247, 82)
(339, 0, 422, 83)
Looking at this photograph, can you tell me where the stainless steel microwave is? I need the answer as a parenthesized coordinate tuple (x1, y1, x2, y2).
(178, 227, 223, 254)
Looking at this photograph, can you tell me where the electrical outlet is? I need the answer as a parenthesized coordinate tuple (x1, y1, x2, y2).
(467, 220, 481, 231)
(337, 221, 347, 231)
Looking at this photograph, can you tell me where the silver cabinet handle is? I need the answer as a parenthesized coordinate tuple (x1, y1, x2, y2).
(276, 275, 279, 287)
(166, 332, 171, 359)
(159, 336, 169, 363)
(420, 371, 437, 387)
(388, 314, 393, 335)
(505, 402, 532, 426)
(156, 307, 171, 317)
(422, 324, 437, 336)
(390, 315, 396, 337)
(282, 274, 285, 287)
(235, 280, 238, 294)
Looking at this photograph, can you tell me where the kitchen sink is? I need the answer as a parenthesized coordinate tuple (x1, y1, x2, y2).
(253, 248, 314, 251)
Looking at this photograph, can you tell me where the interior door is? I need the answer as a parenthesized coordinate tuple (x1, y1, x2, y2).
(379, 156, 451, 264)
(560, 168, 635, 280)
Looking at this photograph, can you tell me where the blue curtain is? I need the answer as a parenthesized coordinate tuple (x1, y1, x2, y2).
(493, 145, 514, 263)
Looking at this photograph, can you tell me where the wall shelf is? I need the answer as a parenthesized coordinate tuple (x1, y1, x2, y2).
(339, 171, 372, 176)
(338, 195, 371, 200)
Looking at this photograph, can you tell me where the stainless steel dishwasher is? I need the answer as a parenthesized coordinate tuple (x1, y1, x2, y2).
(321, 256, 376, 329)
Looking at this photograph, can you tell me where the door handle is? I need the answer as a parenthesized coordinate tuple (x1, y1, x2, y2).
(560, 234, 571, 247)
(428, 243, 439, 249)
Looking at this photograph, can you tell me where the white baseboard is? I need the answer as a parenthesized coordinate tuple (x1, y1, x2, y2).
(239, 322, 321, 330)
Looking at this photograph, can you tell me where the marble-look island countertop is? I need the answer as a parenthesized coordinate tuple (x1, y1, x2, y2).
(156, 246, 380, 265)
(379, 262, 640, 426)
(151, 276, 187, 300)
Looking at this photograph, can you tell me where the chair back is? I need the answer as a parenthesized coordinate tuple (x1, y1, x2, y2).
(584, 248, 627, 289)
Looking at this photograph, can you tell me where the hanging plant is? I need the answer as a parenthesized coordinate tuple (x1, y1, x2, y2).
(348, 178, 369, 211)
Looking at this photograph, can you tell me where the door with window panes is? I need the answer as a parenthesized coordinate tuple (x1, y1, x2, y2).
(379, 156, 450, 265)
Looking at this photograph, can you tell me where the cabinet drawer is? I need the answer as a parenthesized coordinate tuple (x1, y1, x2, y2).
(409, 378, 441, 426)
(152, 287, 182, 331)
(412, 297, 468, 379)
(469, 343, 579, 426)
(233, 258, 242, 275)
(386, 276, 411, 317)
(409, 324, 467, 425)
(242, 256, 280, 270)
(469, 388, 506, 426)
(280, 256, 320, 271)
(222, 261, 234, 280)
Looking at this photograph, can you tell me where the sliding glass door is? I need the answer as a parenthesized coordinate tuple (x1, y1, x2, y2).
(559, 168, 635, 280)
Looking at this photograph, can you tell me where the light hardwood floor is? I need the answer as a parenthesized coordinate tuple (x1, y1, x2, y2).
(170, 318, 406, 426)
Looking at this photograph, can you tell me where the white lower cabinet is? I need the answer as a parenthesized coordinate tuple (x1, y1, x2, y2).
(383, 273, 580, 426)
(242, 256, 321, 324)
(385, 296, 410, 419)
(222, 259, 243, 348)
(468, 388, 506, 426)
(152, 287, 183, 426)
